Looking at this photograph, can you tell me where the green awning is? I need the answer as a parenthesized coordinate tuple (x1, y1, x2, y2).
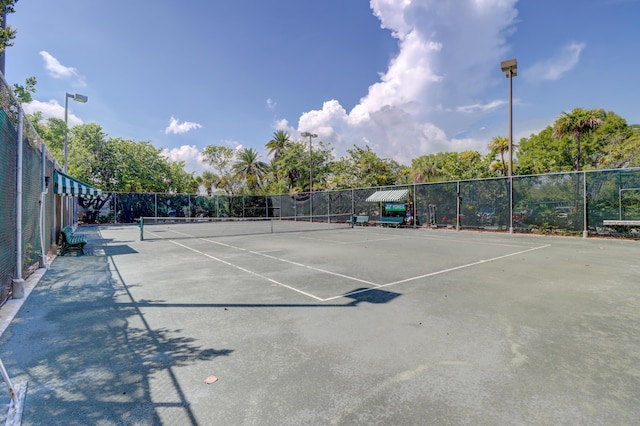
(365, 189, 409, 202)
(54, 170, 102, 196)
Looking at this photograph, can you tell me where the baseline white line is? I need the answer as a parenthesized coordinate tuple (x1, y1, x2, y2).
(167, 239, 325, 301)
(321, 244, 550, 302)
(201, 238, 378, 287)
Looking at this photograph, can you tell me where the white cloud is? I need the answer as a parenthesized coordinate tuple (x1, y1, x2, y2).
(165, 116, 203, 135)
(22, 99, 84, 126)
(266, 98, 276, 109)
(525, 42, 586, 81)
(39, 51, 86, 86)
(457, 100, 506, 114)
(161, 145, 204, 174)
(294, 0, 519, 164)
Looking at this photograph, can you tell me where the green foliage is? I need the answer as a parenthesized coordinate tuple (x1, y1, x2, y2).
(517, 126, 574, 174)
(267, 140, 333, 193)
(518, 110, 635, 174)
(552, 107, 605, 171)
(487, 135, 509, 175)
(31, 119, 197, 193)
(0, 1, 18, 53)
(233, 147, 268, 192)
(265, 130, 291, 161)
(201, 144, 234, 176)
(12, 76, 36, 103)
(330, 145, 401, 189)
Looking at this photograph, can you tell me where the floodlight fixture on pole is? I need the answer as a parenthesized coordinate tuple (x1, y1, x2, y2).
(500, 58, 517, 233)
(301, 131, 317, 220)
(64, 92, 88, 173)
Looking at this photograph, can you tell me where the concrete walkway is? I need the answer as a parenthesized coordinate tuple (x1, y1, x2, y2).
(0, 226, 166, 425)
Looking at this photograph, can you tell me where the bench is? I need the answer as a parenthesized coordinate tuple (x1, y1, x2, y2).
(603, 220, 640, 232)
(352, 215, 369, 226)
(371, 216, 404, 228)
(60, 226, 88, 255)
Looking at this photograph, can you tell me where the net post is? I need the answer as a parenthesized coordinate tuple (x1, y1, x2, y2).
(139, 217, 144, 241)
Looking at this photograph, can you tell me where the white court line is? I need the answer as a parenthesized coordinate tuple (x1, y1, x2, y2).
(146, 229, 550, 303)
(166, 239, 325, 301)
(200, 238, 378, 287)
(321, 244, 551, 302)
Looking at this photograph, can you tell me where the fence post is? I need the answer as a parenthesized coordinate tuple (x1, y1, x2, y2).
(456, 181, 461, 231)
(39, 144, 47, 268)
(583, 171, 588, 238)
(412, 183, 417, 229)
(12, 109, 24, 298)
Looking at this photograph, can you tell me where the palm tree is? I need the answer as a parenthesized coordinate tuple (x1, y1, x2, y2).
(266, 130, 291, 161)
(233, 147, 268, 191)
(487, 136, 510, 175)
(410, 154, 442, 183)
(553, 108, 604, 171)
(197, 171, 220, 196)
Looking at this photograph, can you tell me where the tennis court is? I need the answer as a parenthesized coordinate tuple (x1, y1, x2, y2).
(2, 224, 639, 425)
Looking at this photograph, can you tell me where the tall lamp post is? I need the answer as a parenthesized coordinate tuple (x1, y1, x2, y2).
(64, 93, 88, 172)
(301, 131, 317, 221)
(500, 58, 517, 234)
(63, 92, 88, 227)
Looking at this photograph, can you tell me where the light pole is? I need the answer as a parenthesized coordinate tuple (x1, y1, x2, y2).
(64, 92, 88, 173)
(301, 131, 317, 220)
(63, 92, 88, 228)
(500, 58, 517, 234)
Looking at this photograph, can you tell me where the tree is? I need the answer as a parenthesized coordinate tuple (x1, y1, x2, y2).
(268, 140, 334, 193)
(435, 151, 492, 181)
(202, 145, 234, 177)
(12, 75, 36, 103)
(599, 124, 640, 168)
(28, 114, 66, 161)
(266, 130, 291, 161)
(517, 126, 570, 174)
(487, 136, 510, 175)
(411, 153, 446, 183)
(233, 147, 268, 192)
(553, 108, 604, 171)
(32, 119, 197, 193)
(330, 145, 401, 189)
(0, 1, 18, 53)
(196, 171, 220, 196)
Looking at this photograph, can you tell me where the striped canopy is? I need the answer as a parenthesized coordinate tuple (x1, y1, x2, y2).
(54, 170, 102, 196)
(365, 189, 409, 202)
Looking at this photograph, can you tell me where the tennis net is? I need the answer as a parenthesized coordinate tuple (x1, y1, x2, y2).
(139, 214, 354, 240)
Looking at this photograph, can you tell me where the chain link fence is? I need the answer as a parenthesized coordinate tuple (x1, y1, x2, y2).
(0, 73, 62, 306)
(3, 70, 640, 308)
(74, 167, 640, 237)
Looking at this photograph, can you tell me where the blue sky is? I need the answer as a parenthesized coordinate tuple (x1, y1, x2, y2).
(8, 0, 640, 175)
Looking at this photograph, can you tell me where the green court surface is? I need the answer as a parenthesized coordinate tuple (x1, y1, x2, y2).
(1, 225, 639, 425)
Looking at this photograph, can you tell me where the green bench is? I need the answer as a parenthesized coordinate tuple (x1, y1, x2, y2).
(60, 226, 88, 255)
(371, 216, 404, 228)
(352, 215, 369, 226)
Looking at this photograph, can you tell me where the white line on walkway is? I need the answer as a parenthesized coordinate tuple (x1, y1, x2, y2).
(167, 239, 325, 301)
